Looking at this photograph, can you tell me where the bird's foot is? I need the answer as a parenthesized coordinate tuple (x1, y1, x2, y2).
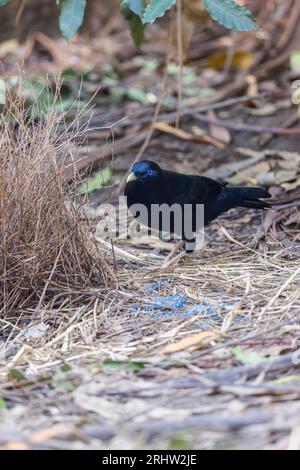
(161, 250, 187, 269)
(161, 240, 186, 269)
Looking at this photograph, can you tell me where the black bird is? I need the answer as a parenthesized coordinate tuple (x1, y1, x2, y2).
(125, 160, 271, 255)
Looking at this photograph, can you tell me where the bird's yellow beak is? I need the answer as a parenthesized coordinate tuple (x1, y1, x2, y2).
(126, 172, 138, 183)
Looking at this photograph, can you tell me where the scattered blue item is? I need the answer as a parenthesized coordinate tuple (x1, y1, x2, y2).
(145, 279, 171, 292)
(137, 294, 186, 312)
(131, 279, 245, 329)
(152, 294, 187, 309)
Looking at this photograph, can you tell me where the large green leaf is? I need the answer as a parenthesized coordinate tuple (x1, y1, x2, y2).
(121, 1, 145, 47)
(59, 0, 87, 40)
(143, 0, 177, 24)
(128, 14, 144, 47)
(203, 0, 258, 31)
(126, 0, 146, 17)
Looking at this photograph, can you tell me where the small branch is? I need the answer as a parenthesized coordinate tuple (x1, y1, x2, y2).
(176, 0, 183, 128)
(104, 94, 266, 129)
(193, 112, 300, 135)
(33, 243, 65, 320)
(258, 265, 300, 320)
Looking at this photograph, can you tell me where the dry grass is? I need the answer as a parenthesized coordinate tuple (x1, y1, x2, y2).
(1, 229, 300, 449)
(0, 89, 113, 317)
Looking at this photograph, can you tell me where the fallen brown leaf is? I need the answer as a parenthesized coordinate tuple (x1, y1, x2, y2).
(204, 50, 254, 70)
(5, 441, 29, 450)
(30, 424, 71, 443)
(207, 110, 231, 144)
(160, 330, 218, 354)
(170, 0, 210, 60)
(154, 122, 225, 148)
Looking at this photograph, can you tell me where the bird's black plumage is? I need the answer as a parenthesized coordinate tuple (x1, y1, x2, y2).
(124, 160, 271, 251)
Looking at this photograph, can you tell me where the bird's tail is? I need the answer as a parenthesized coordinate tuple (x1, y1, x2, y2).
(225, 186, 272, 210)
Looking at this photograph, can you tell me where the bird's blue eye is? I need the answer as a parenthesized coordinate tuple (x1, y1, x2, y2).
(147, 169, 153, 176)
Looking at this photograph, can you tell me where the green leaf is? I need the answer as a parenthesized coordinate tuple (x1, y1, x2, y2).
(121, 1, 145, 46)
(143, 0, 176, 24)
(59, 0, 86, 40)
(128, 13, 145, 47)
(271, 375, 300, 385)
(244, 103, 278, 116)
(169, 432, 191, 450)
(0, 1, 10, 6)
(127, 0, 146, 17)
(60, 363, 72, 373)
(127, 87, 152, 104)
(103, 359, 145, 372)
(231, 347, 264, 365)
(0, 398, 6, 409)
(55, 379, 76, 391)
(203, 0, 258, 31)
(7, 368, 27, 382)
(290, 51, 300, 72)
(77, 166, 111, 194)
(127, 362, 145, 372)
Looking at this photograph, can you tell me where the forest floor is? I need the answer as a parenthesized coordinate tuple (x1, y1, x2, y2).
(1, 2, 300, 449)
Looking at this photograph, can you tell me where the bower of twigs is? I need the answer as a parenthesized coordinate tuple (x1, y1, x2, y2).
(0, 92, 112, 317)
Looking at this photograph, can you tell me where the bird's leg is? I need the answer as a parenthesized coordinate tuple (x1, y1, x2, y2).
(149, 230, 166, 257)
(161, 236, 196, 268)
(161, 249, 187, 269)
(161, 239, 185, 267)
(165, 239, 185, 261)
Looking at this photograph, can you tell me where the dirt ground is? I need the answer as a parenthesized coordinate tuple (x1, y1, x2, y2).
(1, 0, 300, 450)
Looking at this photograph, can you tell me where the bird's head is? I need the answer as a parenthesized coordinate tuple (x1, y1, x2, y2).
(126, 160, 163, 184)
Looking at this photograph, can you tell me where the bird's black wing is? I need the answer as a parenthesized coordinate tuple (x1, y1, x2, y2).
(163, 171, 222, 206)
(161, 171, 224, 231)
